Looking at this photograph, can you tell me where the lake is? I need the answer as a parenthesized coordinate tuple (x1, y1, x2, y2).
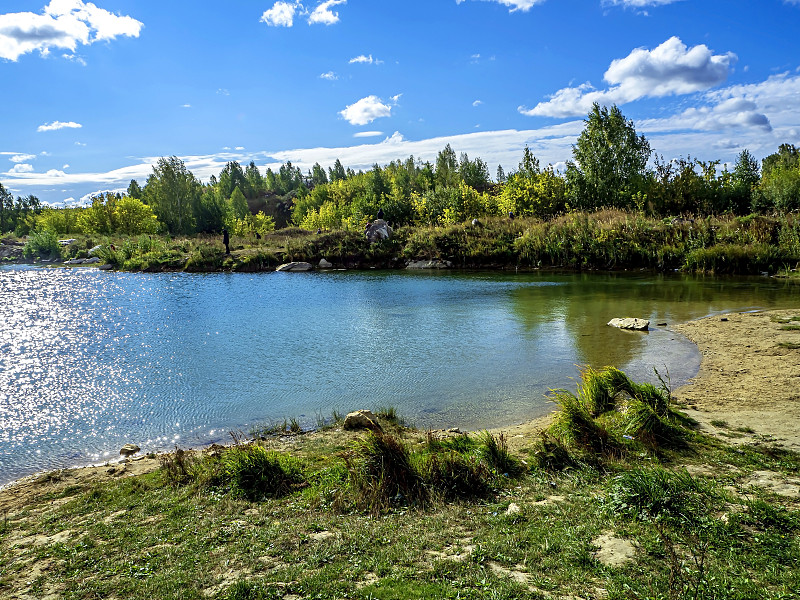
(1, 265, 798, 486)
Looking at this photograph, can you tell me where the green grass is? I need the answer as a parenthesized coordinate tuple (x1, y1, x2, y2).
(2, 370, 800, 599)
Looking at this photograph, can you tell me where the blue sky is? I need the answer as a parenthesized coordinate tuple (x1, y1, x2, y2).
(2, 0, 799, 205)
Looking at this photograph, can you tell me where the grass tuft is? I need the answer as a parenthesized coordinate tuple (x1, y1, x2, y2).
(478, 431, 526, 477)
(222, 444, 305, 501)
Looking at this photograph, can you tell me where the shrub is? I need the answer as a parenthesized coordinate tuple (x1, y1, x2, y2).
(344, 431, 427, 512)
(22, 229, 60, 259)
(222, 444, 305, 501)
(420, 451, 494, 500)
(478, 431, 525, 477)
(549, 391, 620, 457)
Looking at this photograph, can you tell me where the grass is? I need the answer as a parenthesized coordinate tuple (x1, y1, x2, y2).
(2, 374, 800, 599)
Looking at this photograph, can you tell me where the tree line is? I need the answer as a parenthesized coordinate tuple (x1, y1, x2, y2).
(3, 103, 799, 238)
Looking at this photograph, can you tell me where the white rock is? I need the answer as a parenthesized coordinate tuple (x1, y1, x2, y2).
(607, 317, 650, 331)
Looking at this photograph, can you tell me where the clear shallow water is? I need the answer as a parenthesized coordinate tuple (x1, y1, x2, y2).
(1, 265, 798, 486)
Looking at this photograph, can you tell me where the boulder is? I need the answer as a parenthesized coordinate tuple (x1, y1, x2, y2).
(119, 443, 140, 457)
(406, 259, 453, 270)
(319, 258, 333, 269)
(343, 410, 383, 432)
(276, 262, 313, 272)
(88, 245, 103, 257)
(607, 318, 650, 331)
(365, 219, 393, 244)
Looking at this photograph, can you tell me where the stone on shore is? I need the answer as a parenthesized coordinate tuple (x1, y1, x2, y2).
(343, 410, 383, 432)
(406, 259, 453, 270)
(365, 219, 393, 244)
(318, 258, 333, 269)
(607, 317, 650, 331)
(276, 262, 313, 272)
(119, 443, 140, 457)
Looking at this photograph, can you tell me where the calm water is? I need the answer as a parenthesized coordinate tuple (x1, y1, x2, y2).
(1, 265, 798, 486)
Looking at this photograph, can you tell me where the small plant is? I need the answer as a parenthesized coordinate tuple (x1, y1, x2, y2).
(375, 405, 406, 427)
(420, 451, 494, 500)
(531, 432, 578, 471)
(777, 341, 800, 349)
(289, 417, 302, 433)
(624, 400, 687, 449)
(344, 431, 427, 512)
(159, 447, 196, 486)
(222, 444, 305, 500)
(710, 419, 729, 429)
(478, 431, 525, 477)
(549, 391, 619, 457)
(425, 431, 476, 454)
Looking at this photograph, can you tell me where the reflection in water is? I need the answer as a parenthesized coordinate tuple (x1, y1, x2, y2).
(1, 266, 797, 486)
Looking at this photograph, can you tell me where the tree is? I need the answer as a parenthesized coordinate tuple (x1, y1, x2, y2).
(0, 182, 12, 233)
(127, 179, 143, 199)
(218, 161, 252, 201)
(311, 162, 328, 186)
(229, 186, 250, 221)
(115, 196, 159, 235)
(566, 103, 651, 210)
(730, 149, 760, 213)
(762, 144, 799, 177)
(245, 161, 264, 197)
(458, 152, 491, 190)
(328, 159, 346, 183)
(144, 156, 200, 234)
(435, 144, 459, 189)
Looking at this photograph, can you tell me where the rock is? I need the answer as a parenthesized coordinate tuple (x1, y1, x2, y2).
(84, 257, 100, 264)
(119, 443, 140, 457)
(319, 258, 333, 269)
(592, 532, 637, 567)
(87, 245, 103, 257)
(58, 239, 77, 246)
(607, 317, 650, 331)
(64, 258, 86, 265)
(656, 322, 667, 327)
(365, 219, 393, 244)
(276, 262, 313, 272)
(505, 502, 521, 516)
(343, 410, 383, 432)
(406, 259, 453, 270)
(98, 264, 113, 270)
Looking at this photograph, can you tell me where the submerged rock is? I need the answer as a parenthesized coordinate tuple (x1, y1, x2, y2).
(607, 318, 650, 331)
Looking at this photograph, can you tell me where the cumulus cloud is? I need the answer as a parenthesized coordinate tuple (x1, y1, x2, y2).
(10, 153, 37, 163)
(520, 37, 736, 118)
(261, 1, 297, 27)
(261, 1, 347, 27)
(37, 120, 82, 132)
(8, 163, 34, 174)
(308, 0, 346, 25)
(319, 71, 337, 80)
(349, 54, 382, 65)
(0, 0, 143, 61)
(473, 100, 483, 107)
(455, 0, 545, 12)
(339, 95, 393, 126)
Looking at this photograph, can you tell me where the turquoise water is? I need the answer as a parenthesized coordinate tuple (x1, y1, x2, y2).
(1, 265, 798, 485)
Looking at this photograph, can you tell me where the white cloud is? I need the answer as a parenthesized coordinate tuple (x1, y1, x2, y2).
(74, 141, 86, 146)
(37, 120, 82, 132)
(390, 93, 402, 103)
(319, 71, 337, 80)
(603, 0, 682, 7)
(62, 164, 70, 169)
(46, 169, 67, 177)
(308, 0, 346, 25)
(261, 1, 297, 27)
(10, 153, 37, 163)
(520, 37, 736, 118)
(473, 100, 483, 107)
(217, 88, 230, 96)
(349, 54, 382, 65)
(0, 0, 143, 62)
(353, 131, 383, 138)
(456, 0, 545, 12)
(339, 95, 393, 126)
(261, 1, 346, 27)
(181, 103, 191, 108)
(8, 163, 34, 174)
(235, 146, 245, 150)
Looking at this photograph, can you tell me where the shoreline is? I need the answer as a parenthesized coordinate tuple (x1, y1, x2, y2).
(2, 307, 799, 509)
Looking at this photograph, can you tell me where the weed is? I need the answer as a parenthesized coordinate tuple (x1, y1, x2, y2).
(420, 451, 494, 500)
(710, 419, 729, 428)
(222, 444, 305, 501)
(425, 431, 477, 454)
(777, 341, 800, 349)
(478, 431, 525, 477)
(289, 418, 302, 433)
(344, 431, 427, 512)
(548, 391, 620, 457)
(624, 400, 687, 449)
(375, 405, 406, 427)
(159, 448, 196, 486)
(530, 432, 578, 471)
(779, 324, 800, 331)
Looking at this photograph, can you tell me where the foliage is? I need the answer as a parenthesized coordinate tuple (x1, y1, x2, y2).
(22, 229, 61, 259)
(222, 444, 305, 501)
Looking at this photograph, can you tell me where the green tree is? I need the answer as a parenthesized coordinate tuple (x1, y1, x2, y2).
(0, 182, 12, 233)
(115, 196, 160, 235)
(310, 163, 328, 186)
(144, 156, 200, 234)
(194, 187, 227, 233)
(229, 186, 250, 221)
(566, 103, 651, 210)
(328, 159, 346, 183)
(458, 152, 490, 190)
(245, 161, 264, 197)
(762, 143, 799, 177)
(729, 149, 760, 214)
(435, 144, 459, 189)
(218, 161, 252, 201)
(127, 179, 143, 199)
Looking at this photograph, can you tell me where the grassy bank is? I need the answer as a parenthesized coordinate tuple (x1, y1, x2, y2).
(2, 368, 798, 599)
(7, 210, 800, 276)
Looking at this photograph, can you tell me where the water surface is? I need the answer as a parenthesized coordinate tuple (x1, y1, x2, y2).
(1, 266, 798, 486)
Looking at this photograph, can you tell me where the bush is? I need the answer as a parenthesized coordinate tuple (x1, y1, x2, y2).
(478, 431, 525, 477)
(222, 444, 305, 501)
(22, 229, 61, 259)
(420, 451, 494, 500)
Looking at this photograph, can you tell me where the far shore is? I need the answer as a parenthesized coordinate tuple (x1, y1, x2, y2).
(2, 306, 798, 513)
